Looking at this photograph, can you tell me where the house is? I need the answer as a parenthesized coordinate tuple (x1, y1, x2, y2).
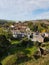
(31, 33, 44, 43)
(41, 32, 49, 38)
(10, 22, 31, 39)
(11, 29, 27, 38)
(11, 29, 31, 39)
(44, 33, 49, 37)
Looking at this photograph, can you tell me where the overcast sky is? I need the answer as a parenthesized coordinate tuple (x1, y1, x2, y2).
(0, 0, 49, 21)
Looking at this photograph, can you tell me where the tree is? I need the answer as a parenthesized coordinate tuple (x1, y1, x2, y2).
(0, 27, 12, 39)
(0, 63, 2, 65)
(41, 23, 48, 28)
(0, 35, 11, 58)
(28, 22, 34, 31)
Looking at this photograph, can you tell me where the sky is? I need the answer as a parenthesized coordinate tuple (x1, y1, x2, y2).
(0, 0, 49, 21)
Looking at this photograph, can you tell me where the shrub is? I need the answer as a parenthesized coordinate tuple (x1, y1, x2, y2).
(44, 37, 49, 42)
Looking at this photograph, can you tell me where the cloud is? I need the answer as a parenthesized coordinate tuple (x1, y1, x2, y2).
(0, 0, 49, 20)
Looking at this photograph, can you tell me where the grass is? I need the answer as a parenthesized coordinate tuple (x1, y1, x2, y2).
(1, 45, 38, 65)
(1, 54, 17, 65)
(2, 54, 49, 65)
(25, 46, 37, 56)
(1, 39, 38, 65)
(44, 42, 49, 49)
(1, 39, 49, 65)
(1, 55, 14, 65)
(11, 40, 20, 44)
(17, 54, 49, 65)
(9, 39, 37, 55)
(1, 47, 37, 65)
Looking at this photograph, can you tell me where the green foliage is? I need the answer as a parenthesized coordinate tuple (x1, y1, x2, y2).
(38, 26, 44, 32)
(1, 54, 17, 65)
(41, 23, 48, 28)
(0, 35, 11, 59)
(28, 22, 34, 31)
(0, 27, 12, 39)
(34, 41, 41, 47)
(27, 21, 49, 32)
(0, 63, 2, 65)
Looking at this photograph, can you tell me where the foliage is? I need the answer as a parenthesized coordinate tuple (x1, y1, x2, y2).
(1, 54, 17, 65)
(0, 20, 49, 65)
(0, 35, 11, 59)
(27, 21, 49, 32)
(44, 37, 49, 42)
(0, 27, 12, 39)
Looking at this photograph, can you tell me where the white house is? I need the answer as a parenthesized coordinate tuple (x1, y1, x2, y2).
(44, 33, 49, 37)
(31, 33, 44, 43)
